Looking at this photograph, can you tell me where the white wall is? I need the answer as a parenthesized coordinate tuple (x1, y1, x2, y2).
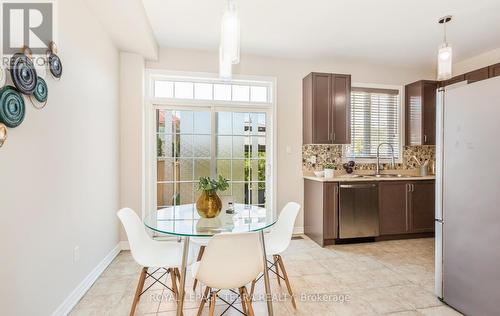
(146, 47, 435, 231)
(453, 47, 500, 74)
(119, 52, 145, 240)
(0, 0, 120, 314)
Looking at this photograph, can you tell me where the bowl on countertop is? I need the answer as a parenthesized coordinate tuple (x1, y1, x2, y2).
(313, 170, 325, 178)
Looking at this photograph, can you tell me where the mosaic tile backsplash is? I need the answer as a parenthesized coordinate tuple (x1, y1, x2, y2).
(302, 145, 435, 172)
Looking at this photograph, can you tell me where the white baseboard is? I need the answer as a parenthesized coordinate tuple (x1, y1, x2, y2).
(293, 226, 304, 235)
(119, 240, 130, 250)
(52, 243, 122, 316)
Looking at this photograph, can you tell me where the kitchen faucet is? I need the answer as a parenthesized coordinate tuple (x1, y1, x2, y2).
(376, 143, 395, 175)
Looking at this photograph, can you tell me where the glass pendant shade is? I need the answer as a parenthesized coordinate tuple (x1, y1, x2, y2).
(219, 0, 240, 79)
(437, 44, 452, 80)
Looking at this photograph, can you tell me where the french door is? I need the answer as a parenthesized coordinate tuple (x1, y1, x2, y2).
(154, 106, 272, 211)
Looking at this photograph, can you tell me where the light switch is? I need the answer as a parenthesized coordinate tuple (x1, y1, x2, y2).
(286, 145, 292, 154)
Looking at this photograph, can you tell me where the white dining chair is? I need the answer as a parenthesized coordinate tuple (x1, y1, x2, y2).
(250, 202, 301, 309)
(192, 232, 264, 316)
(117, 208, 185, 316)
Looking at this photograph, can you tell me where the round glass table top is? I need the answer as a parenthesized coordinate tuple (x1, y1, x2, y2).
(144, 203, 277, 237)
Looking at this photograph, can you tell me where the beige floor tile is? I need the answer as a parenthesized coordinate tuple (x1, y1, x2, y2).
(70, 237, 450, 316)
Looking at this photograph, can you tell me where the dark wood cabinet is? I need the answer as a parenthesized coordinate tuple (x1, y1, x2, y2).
(465, 67, 489, 84)
(303, 72, 351, 144)
(379, 180, 435, 236)
(410, 181, 435, 233)
(441, 74, 465, 87)
(489, 63, 500, 78)
(379, 182, 409, 235)
(304, 179, 338, 246)
(405, 80, 438, 146)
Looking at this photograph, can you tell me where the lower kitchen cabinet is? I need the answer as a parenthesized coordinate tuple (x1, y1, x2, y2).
(379, 182, 409, 235)
(410, 181, 435, 233)
(379, 180, 435, 236)
(304, 179, 338, 246)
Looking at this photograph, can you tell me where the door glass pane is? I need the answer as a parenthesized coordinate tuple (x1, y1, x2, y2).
(194, 83, 213, 100)
(174, 82, 194, 99)
(232, 85, 250, 102)
(156, 109, 268, 209)
(214, 84, 231, 100)
(154, 81, 174, 98)
(250, 86, 268, 102)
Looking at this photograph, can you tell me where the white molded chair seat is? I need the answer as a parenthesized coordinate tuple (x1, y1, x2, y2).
(117, 208, 188, 316)
(251, 202, 301, 309)
(264, 202, 301, 255)
(117, 208, 185, 268)
(193, 232, 263, 316)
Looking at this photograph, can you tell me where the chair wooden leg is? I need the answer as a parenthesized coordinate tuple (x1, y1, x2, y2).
(197, 286, 210, 316)
(192, 246, 206, 291)
(238, 287, 248, 315)
(277, 255, 296, 309)
(130, 267, 148, 316)
(170, 268, 179, 300)
(249, 279, 256, 299)
(242, 286, 255, 316)
(273, 255, 281, 286)
(208, 290, 216, 316)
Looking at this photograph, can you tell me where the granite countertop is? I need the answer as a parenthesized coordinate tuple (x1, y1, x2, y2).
(303, 172, 435, 182)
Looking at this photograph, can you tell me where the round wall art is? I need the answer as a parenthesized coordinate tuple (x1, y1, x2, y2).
(47, 42, 63, 79)
(31, 76, 48, 109)
(10, 52, 38, 95)
(0, 85, 26, 128)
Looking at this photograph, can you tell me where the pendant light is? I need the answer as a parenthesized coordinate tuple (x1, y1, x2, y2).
(437, 15, 453, 80)
(219, 0, 240, 79)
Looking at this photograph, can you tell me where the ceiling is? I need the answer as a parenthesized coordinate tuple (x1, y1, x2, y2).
(142, 0, 500, 69)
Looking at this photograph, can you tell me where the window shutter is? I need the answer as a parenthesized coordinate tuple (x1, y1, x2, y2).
(345, 87, 400, 159)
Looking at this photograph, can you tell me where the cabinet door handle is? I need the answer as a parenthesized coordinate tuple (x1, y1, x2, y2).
(411, 184, 415, 192)
(333, 132, 336, 141)
(424, 135, 427, 143)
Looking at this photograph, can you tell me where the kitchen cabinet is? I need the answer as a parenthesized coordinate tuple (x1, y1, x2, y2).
(405, 80, 438, 146)
(379, 182, 409, 235)
(379, 180, 435, 235)
(489, 63, 500, 78)
(441, 74, 465, 87)
(465, 67, 489, 83)
(410, 181, 435, 233)
(304, 179, 338, 246)
(303, 72, 351, 144)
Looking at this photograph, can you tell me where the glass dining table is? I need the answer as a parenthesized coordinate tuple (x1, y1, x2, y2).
(143, 203, 278, 316)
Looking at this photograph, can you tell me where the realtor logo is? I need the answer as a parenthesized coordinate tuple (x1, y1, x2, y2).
(2, 2, 53, 55)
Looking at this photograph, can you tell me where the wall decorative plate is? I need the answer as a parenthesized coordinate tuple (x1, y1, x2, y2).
(47, 42, 63, 79)
(0, 86, 26, 128)
(0, 123, 7, 147)
(31, 76, 48, 109)
(10, 52, 38, 95)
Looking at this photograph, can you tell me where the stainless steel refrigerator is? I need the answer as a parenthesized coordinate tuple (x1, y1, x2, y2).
(435, 75, 500, 315)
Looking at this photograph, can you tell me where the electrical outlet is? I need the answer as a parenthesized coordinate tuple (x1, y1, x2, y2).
(73, 246, 80, 263)
(310, 155, 317, 164)
(285, 145, 292, 154)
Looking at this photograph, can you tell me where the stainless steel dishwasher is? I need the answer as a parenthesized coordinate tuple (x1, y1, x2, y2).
(338, 183, 379, 239)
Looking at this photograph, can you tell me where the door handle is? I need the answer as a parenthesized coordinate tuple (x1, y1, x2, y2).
(340, 184, 377, 189)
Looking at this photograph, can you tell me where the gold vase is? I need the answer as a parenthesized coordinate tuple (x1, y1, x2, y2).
(196, 191, 222, 218)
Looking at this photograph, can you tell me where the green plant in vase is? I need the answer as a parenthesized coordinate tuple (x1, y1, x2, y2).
(196, 175, 229, 218)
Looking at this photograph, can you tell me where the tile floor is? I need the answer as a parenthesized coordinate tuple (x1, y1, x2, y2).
(71, 237, 463, 316)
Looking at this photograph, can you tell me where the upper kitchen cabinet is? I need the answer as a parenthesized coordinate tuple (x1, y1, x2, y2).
(489, 63, 500, 78)
(303, 72, 351, 144)
(465, 67, 489, 83)
(405, 80, 438, 145)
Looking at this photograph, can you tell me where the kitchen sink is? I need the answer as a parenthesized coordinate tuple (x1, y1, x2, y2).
(371, 174, 418, 178)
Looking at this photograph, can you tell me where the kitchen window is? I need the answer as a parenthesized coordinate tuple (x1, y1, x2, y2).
(147, 72, 275, 213)
(345, 86, 402, 160)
